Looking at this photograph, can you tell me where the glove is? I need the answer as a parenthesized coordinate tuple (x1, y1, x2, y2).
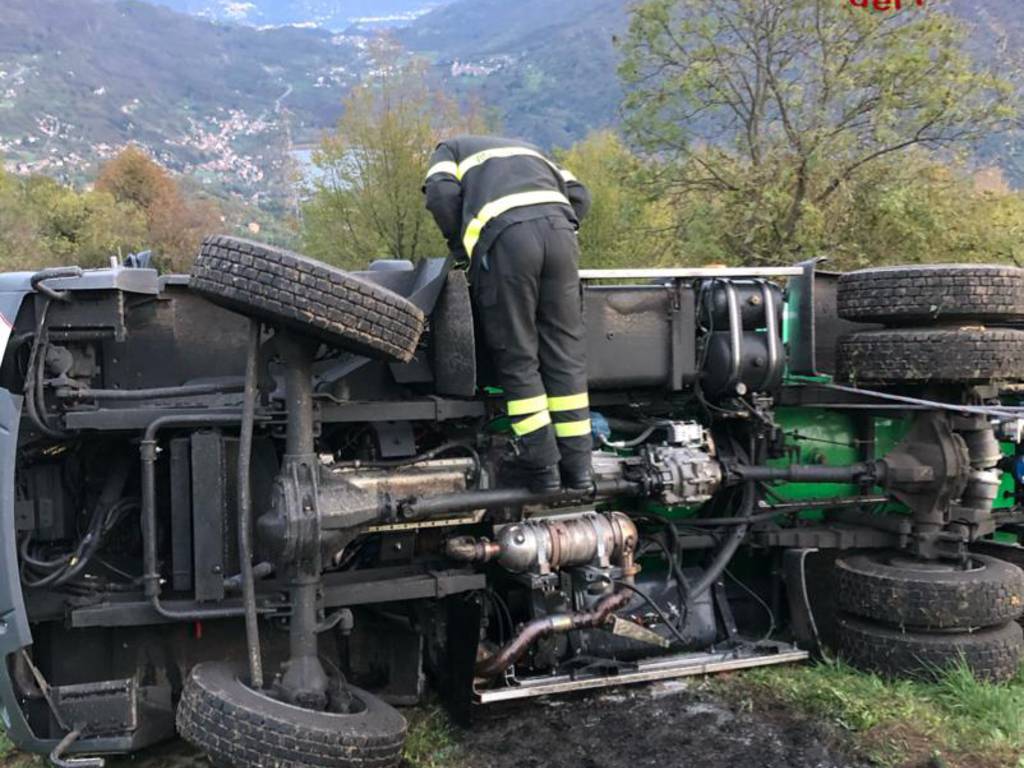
(450, 246, 471, 270)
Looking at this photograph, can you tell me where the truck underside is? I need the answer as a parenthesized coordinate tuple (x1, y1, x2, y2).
(1, 243, 1023, 767)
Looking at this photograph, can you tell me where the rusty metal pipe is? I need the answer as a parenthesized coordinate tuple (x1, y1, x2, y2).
(475, 590, 630, 678)
(445, 536, 501, 563)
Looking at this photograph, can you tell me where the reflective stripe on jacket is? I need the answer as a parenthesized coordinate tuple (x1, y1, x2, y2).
(423, 135, 591, 261)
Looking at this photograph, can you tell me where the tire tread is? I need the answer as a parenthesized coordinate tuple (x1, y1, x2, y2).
(190, 236, 425, 363)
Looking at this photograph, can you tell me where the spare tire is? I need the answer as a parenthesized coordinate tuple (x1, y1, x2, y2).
(835, 328, 1024, 384)
(838, 265, 1024, 325)
(177, 661, 406, 768)
(837, 551, 1024, 631)
(190, 236, 425, 363)
(837, 616, 1023, 683)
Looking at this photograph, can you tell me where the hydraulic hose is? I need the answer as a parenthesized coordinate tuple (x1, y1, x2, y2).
(57, 381, 244, 401)
(140, 414, 261, 621)
(237, 319, 264, 688)
(684, 481, 755, 602)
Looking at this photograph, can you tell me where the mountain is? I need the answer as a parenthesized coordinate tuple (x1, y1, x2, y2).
(401, 0, 627, 148)
(147, 0, 446, 29)
(0, 0, 1020, 208)
(0, 0, 368, 201)
(401, 0, 1024, 179)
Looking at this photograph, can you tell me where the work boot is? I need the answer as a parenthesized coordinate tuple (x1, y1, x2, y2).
(499, 459, 562, 494)
(560, 463, 594, 493)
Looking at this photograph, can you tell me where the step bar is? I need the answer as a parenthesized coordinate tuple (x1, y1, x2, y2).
(474, 642, 809, 704)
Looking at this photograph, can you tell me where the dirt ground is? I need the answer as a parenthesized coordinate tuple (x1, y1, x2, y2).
(7, 679, 866, 768)
(456, 681, 867, 768)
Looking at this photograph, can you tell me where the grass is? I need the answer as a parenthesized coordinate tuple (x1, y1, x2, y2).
(0, 730, 40, 768)
(718, 658, 1024, 768)
(2, 663, 1022, 768)
(402, 704, 463, 768)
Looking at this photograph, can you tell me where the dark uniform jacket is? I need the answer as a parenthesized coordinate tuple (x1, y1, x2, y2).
(423, 135, 591, 263)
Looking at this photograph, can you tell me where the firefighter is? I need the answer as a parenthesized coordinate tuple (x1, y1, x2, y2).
(423, 135, 592, 492)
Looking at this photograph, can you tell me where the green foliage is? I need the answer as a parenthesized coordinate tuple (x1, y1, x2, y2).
(0, 147, 220, 272)
(726, 659, 1024, 768)
(402, 705, 463, 768)
(555, 131, 675, 268)
(0, 167, 148, 271)
(96, 146, 221, 272)
(301, 42, 487, 269)
(619, 0, 1021, 265)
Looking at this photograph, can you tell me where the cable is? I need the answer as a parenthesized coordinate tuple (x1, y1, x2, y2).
(724, 567, 776, 644)
(21, 300, 69, 440)
(613, 580, 691, 648)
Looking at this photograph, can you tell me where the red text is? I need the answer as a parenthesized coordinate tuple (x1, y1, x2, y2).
(849, 0, 925, 9)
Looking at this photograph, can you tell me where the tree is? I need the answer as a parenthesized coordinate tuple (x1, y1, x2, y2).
(555, 132, 674, 268)
(24, 177, 148, 268)
(620, 0, 1019, 264)
(96, 146, 220, 271)
(0, 166, 43, 271)
(301, 40, 488, 269)
(0, 171, 148, 271)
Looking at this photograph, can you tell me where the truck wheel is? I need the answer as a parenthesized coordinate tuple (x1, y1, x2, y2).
(190, 236, 426, 363)
(176, 662, 407, 768)
(835, 328, 1024, 384)
(431, 270, 477, 398)
(837, 551, 1024, 631)
(837, 616, 1023, 683)
(838, 265, 1024, 325)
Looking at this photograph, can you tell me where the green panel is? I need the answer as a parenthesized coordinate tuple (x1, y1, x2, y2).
(768, 406, 906, 501)
(994, 442, 1017, 510)
(762, 407, 910, 519)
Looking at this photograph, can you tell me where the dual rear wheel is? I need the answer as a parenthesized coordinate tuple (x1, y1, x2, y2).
(835, 551, 1024, 682)
(835, 265, 1024, 384)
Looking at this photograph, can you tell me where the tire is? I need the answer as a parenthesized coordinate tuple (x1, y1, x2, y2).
(837, 616, 1023, 683)
(176, 662, 407, 768)
(431, 270, 477, 398)
(835, 328, 1024, 384)
(837, 551, 1024, 630)
(972, 540, 1024, 573)
(838, 265, 1024, 325)
(190, 236, 425, 363)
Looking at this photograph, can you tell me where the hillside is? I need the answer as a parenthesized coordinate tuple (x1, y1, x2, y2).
(0, 0, 366, 201)
(0, 0, 1020, 206)
(402, 0, 1024, 179)
(147, 0, 445, 29)
(400, 0, 627, 148)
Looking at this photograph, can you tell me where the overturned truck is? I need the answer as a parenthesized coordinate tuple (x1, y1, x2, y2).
(2, 239, 1024, 767)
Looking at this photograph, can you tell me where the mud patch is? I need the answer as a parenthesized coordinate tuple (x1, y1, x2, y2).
(4, 680, 868, 768)
(457, 681, 869, 768)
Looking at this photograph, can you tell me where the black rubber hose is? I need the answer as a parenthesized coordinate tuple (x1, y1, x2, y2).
(21, 300, 68, 440)
(140, 414, 259, 620)
(685, 482, 755, 602)
(58, 381, 244, 401)
(237, 320, 264, 689)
